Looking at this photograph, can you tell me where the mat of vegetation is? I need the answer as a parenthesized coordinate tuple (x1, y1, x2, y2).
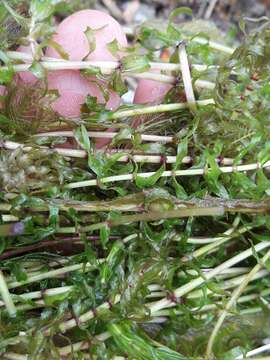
(0, 1, 270, 359)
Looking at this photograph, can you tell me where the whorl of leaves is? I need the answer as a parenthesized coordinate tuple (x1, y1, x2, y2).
(2, 82, 60, 138)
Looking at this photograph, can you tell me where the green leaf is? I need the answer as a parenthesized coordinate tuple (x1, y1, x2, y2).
(109, 322, 187, 360)
(74, 125, 90, 152)
(109, 70, 128, 96)
(173, 139, 188, 170)
(121, 54, 150, 73)
(100, 240, 124, 284)
(107, 38, 121, 58)
(0, 66, 14, 85)
(45, 39, 69, 60)
(83, 25, 107, 60)
(30, 0, 61, 22)
(29, 61, 46, 79)
(85, 95, 106, 113)
(44, 291, 70, 306)
(100, 223, 110, 248)
(49, 205, 59, 228)
(136, 165, 165, 189)
(169, 7, 193, 22)
(83, 26, 96, 59)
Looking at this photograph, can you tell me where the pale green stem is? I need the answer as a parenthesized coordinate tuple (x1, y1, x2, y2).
(110, 99, 214, 119)
(66, 160, 270, 189)
(1, 140, 232, 165)
(3, 353, 27, 360)
(187, 216, 241, 245)
(206, 248, 270, 359)
(148, 241, 270, 314)
(193, 36, 235, 54)
(0, 271, 16, 316)
(55, 294, 121, 334)
(4, 62, 215, 89)
(1, 215, 18, 222)
(5, 50, 217, 72)
(35, 130, 175, 143)
(1, 267, 254, 306)
(153, 288, 270, 317)
(185, 223, 253, 260)
(7, 260, 104, 289)
(56, 207, 224, 235)
(236, 344, 270, 360)
(58, 331, 111, 356)
(179, 42, 196, 109)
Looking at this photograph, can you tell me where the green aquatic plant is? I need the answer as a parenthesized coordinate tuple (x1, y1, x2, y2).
(0, 1, 270, 359)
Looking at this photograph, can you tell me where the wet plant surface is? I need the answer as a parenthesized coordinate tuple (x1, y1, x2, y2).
(1, 1, 270, 359)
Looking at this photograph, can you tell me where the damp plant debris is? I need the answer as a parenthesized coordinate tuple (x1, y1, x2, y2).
(1, 1, 270, 359)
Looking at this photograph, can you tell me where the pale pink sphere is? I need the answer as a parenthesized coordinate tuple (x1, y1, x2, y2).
(134, 79, 172, 105)
(133, 77, 172, 128)
(17, 45, 38, 84)
(45, 9, 127, 119)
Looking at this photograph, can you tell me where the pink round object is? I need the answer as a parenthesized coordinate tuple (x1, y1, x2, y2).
(133, 76, 172, 128)
(45, 10, 127, 147)
(134, 79, 172, 105)
(17, 45, 38, 84)
(45, 9, 127, 118)
(46, 9, 127, 62)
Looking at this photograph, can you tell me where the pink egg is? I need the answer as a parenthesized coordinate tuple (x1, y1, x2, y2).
(134, 79, 172, 105)
(46, 9, 127, 62)
(133, 77, 172, 128)
(17, 45, 38, 84)
(45, 10, 127, 119)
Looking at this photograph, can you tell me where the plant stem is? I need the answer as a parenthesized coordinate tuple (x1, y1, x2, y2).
(5, 50, 217, 72)
(0, 271, 16, 316)
(185, 222, 252, 260)
(235, 344, 270, 360)
(0, 236, 119, 260)
(193, 36, 235, 54)
(58, 331, 111, 356)
(7, 260, 104, 289)
(179, 42, 196, 109)
(65, 160, 270, 189)
(0, 268, 262, 306)
(4, 62, 215, 89)
(110, 99, 214, 119)
(148, 241, 270, 314)
(206, 248, 270, 359)
(3, 353, 27, 360)
(35, 130, 175, 143)
(153, 287, 270, 317)
(1, 140, 233, 165)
